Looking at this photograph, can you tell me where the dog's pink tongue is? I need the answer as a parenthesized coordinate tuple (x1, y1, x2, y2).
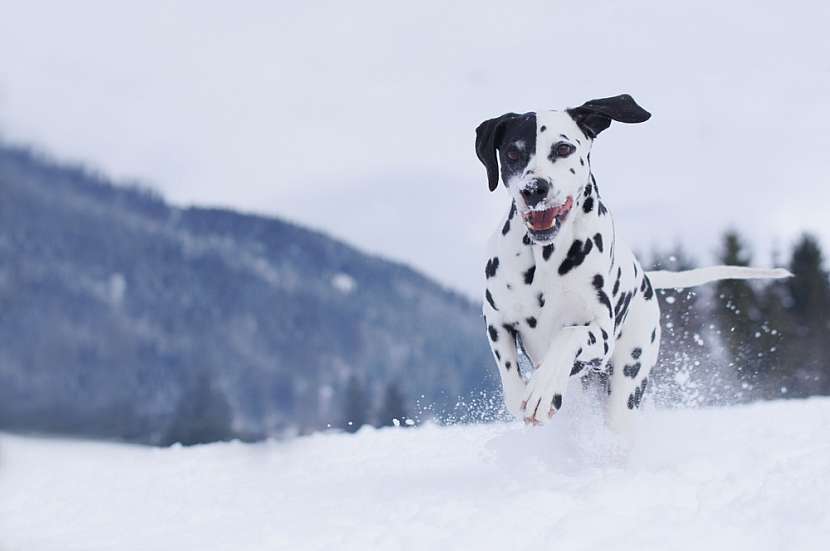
(526, 196, 573, 231)
(527, 209, 556, 231)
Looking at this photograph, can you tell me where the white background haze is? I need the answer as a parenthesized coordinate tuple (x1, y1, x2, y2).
(1, 0, 828, 294)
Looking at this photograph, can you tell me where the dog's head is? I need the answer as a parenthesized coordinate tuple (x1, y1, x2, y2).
(475, 94, 650, 243)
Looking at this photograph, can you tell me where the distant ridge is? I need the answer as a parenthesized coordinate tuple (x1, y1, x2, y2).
(0, 143, 495, 444)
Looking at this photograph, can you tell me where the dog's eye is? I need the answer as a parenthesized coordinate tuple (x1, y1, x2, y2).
(554, 142, 575, 158)
(505, 146, 521, 162)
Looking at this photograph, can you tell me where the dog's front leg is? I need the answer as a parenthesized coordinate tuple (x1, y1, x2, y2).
(521, 322, 613, 424)
(484, 315, 526, 419)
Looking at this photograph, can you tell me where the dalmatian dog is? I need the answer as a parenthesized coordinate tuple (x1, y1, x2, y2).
(476, 94, 789, 429)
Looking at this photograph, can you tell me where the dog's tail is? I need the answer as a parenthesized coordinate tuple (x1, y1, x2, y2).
(646, 266, 791, 290)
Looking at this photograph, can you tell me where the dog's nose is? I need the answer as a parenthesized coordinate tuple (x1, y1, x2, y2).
(520, 178, 550, 207)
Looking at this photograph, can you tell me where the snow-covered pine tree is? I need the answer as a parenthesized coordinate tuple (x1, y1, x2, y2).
(781, 234, 830, 396)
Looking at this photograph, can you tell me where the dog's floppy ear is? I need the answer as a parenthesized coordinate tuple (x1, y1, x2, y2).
(567, 94, 651, 139)
(475, 113, 519, 192)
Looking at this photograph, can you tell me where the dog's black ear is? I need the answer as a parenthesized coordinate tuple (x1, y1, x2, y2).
(475, 113, 519, 192)
(567, 94, 651, 139)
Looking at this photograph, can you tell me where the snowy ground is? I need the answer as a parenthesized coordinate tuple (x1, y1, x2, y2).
(2, 396, 829, 551)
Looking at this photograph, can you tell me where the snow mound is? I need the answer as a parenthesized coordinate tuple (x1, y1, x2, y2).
(2, 398, 829, 551)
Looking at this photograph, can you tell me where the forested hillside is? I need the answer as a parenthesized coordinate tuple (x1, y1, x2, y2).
(0, 144, 495, 444)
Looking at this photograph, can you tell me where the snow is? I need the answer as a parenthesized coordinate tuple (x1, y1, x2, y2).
(331, 272, 357, 294)
(2, 397, 829, 550)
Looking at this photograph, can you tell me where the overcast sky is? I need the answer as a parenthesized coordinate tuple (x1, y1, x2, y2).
(1, 1, 828, 295)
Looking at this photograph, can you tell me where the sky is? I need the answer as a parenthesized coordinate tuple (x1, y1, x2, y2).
(1, 0, 828, 295)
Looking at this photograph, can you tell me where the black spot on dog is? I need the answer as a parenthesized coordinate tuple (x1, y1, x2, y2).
(623, 362, 641, 378)
(542, 244, 555, 261)
(597, 201, 608, 216)
(505, 361, 512, 370)
(628, 383, 647, 409)
(631, 347, 642, 359)
(633, 262, 639, 278)
(576, 138, 581, 145)
(601, 328, 609, 341)
(485, 257, 499, 279)
(558, 239, 594, 276)
(526, 316, 537, 328)
(613, 267, 621, 296)
(582, 196, 594, 214)
(502, 323, 518, 340)
(579, 157, 585, 166)
(540, 125, 547, 133)
(523, 234, 531, 246)
(614, 291, 633, 329)
(604, 341, 609, 354)
(494, 350, 501, 361)
(524, 265, 536, 285)
(552, 394, 562, 410)
(641, 275, 654, 300)
(569, 168, 576, 174)
(588, 331, 596, 345)
(537, 292, 545, 308)
(651, 328, 657, 343)
(488, 325, 498, 342)
(605, 364, 614, 394)
(570, 363, 584, 376)
(501, 203, 516, 235)
(485, 289, 498, 311)
(594, 233, 603, 252)
(592, 274, 613, 318)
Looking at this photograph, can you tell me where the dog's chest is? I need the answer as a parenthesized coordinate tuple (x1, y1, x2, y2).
(486, 236, 595, 354)
(492, 258, 570, 314)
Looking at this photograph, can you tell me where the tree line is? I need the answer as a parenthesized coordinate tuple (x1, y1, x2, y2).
(650, 230, 829, 406)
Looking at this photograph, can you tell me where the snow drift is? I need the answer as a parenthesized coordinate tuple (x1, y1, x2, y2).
(2, 396, 829, 551)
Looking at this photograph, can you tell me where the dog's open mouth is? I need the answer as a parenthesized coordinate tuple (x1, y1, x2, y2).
(523, 196, 573, 239)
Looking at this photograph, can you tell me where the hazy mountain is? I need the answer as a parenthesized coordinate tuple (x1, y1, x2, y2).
(0, 144, 495, 444)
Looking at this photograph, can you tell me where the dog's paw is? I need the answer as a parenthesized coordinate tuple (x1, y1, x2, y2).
(520, 367, 565, 425)
(502, 374, 527, 420)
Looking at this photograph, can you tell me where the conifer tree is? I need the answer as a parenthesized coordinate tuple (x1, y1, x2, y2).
(376, 381, 410, 427)
(753, 244, 794, 399)
(163, 374, 234, 446)
(782, 234, 830, 396)
(342, 375, 369, 433)
(713, 230, 764, 398)
(649, 246, 717, 405)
